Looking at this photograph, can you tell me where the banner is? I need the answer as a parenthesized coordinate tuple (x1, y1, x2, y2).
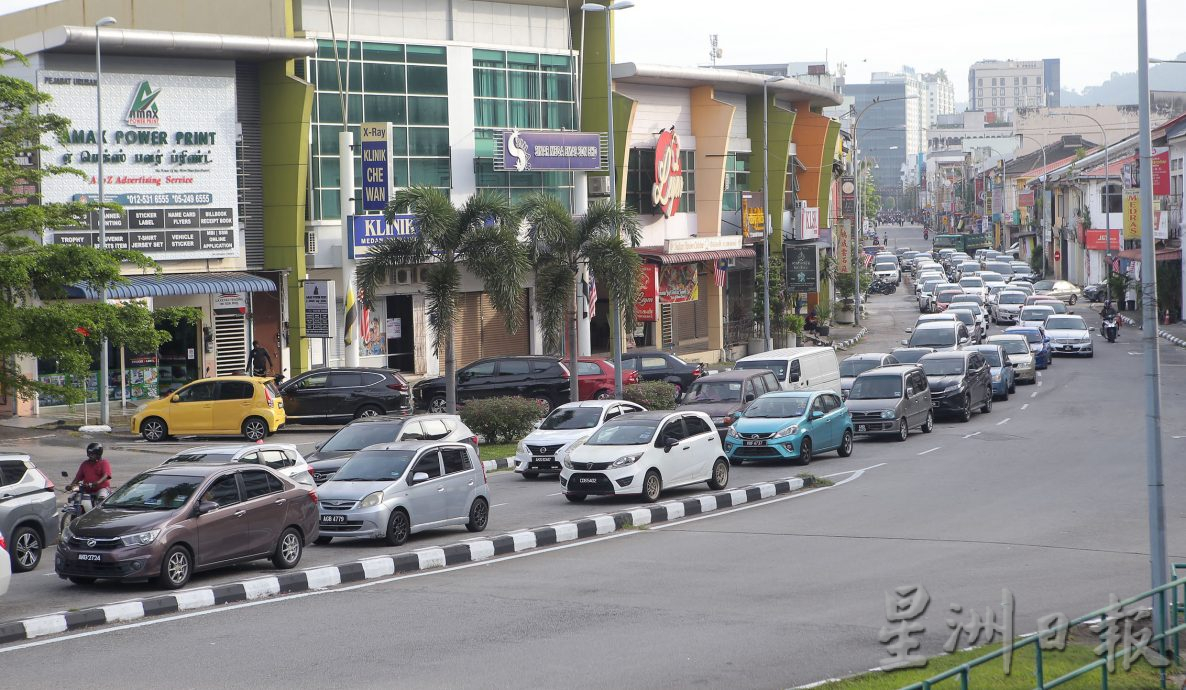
(785, 245, 818, 292)
(635, 264, 658, 322)
(1123, 191, 1141, 240)
(1084, 229, 1122, 251)
(836, 219, 852, 274)
(350, 214, 419, 258)
(360, 122, 393, 212)
(1152, 147, 1170, 196)
(496, 129, 604, 171)
(658, 264, 698, 304)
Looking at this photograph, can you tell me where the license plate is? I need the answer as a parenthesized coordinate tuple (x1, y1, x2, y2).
(857, 424, 867, 432)
(77, 553, 101, 561)
(578, 477, 599, 484)
(744, 440, 766, 446)
(531, 456, 553, 463)
(320, 514, 347, 524)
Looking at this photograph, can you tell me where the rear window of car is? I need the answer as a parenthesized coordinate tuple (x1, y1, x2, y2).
(218, 381, 255, 400)
(327, 372, 367, 387)
(576, 362, 602, 376)
(736, 359, 787, 380)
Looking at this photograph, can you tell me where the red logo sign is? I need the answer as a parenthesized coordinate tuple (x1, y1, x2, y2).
(634, 264, 658, 322)
(651, 128, 683, 218)
(1152, 147, 1171, 196)
(1084, 229, 1121, 251)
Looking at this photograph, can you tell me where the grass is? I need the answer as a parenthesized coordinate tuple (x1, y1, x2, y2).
(797, 472, 834, 488)
(813, 642, 1169, 689)
(479, 443, 517, 463)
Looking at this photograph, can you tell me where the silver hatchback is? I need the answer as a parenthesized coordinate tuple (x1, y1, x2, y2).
(0, 453, 58, 573)
(315, 441, 490, 546)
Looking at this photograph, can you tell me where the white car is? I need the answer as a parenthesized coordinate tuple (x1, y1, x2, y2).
(993, 290, 1028, 324)
(1018, 305, 1056, 329)
(559, 410, 729, 503)
(1043, 315, 1094, 357)
(0, 529, 10, 597)
(915, 271, 944, 295)
(160, 443, 316, 485)
(514, 400, 646, 478)
(958, 276, 988, 300)
(874, 261, 901, 284)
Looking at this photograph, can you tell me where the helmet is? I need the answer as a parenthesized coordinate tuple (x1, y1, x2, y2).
(86, 442, 103, 459)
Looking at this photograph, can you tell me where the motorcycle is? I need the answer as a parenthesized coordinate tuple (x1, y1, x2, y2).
(869, 278, 897, 296)
(923, 229, 929, 241)
(1102, 315, 1119, 343)
(58, 472, 89, 538)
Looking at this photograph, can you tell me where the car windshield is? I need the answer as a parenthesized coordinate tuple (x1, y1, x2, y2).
(1037, 301, 1067, 313)
(104, 473, 201, 511)
(1046, 317, 1086, 330)
(1020, 308, 1053, 320)
(921, 358, 966, 376)
(736, 360, 786, 379)
(892, 349, 930, 363)
(165, 452, 236, 464)
(922, 280, 942, 292)
(936, 292, 959, 304)
(840, 359, 883, 377)
(988, 264, 1014, 275)
(1012, 330, 1045, 344)
(684, 380, 742, 403)
(848, 375, 902, 400)
(910, 328, 957, 347)
(586, 421, 658, 446)
(743, 397, 808, 418)
(875, 262, 896, 270)
(540, 407, 603, 430)
(999, 293, 1025, 304)
(320, 422, 405, 452)
(994, 339, 1030, 355)
(1033, 280, 1054, 290)
(980, 273, 1003, 283)
(333, 449, 415, 482)
(950, 312, 975, 326)
(977, 349, 1003, 366)
(960, 279, 984, 288)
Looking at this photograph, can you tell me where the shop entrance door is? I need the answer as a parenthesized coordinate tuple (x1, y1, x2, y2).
(214, 310, 248, 376)
(386, 295, 415, 373)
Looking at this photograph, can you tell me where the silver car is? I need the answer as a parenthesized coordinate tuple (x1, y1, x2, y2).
(315, 441, 490, 546)
(306, 414, 477, 484)
(0, 453, 58, 573)
(1044, 315, 1094, 357)
(986, 334, 1037, 383)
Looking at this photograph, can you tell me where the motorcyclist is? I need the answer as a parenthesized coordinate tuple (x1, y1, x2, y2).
(71, 442, 112, 512)
(1100, 300, 1119, 321)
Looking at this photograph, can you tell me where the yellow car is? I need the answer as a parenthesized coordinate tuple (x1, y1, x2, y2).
(132, 377, 286, 442)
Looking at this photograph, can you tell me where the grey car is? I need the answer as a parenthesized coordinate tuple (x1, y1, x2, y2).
(315, 441, 490, 546)
(844, 366, 934, 441)
(0, 453, 59, 572)
(306, 414, 477, 484)
(839, 353, 899, 400)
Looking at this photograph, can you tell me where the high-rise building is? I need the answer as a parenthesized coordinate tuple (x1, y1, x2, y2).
(968, 59, 1061, 117)
(921, 71, 956, 125)
(845, 81, 916, 208)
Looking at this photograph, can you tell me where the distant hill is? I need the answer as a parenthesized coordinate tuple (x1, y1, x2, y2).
(1061, 52, 1186, 105)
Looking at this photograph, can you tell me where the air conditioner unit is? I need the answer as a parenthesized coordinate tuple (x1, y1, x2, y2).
(418, 266, 431, 283)
(587, 174, 611, 197)
(304, 230, 317, 254)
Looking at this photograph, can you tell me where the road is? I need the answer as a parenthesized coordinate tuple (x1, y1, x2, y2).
(3, 225, 1185, 688)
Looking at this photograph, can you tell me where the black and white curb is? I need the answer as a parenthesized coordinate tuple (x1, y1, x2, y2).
(481, 457, 515, 472)
(0, 476, 805, 644)
(1118, 314, 1186, 349)
(833, 327, 868, 351)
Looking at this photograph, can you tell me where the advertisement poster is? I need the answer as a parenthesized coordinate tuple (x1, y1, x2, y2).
(635, 264, 658, 322)
(386, 317, 402, 339)
(785, 245, 819, 292)
(1123, 191, 1141, 240)
(658, 264, 698, 304)
(1152, 147, 1170, 196)
(361, 303, 385, 357)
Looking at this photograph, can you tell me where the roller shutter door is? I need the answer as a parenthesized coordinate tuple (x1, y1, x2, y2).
(452, 290, 530, 368)
(452, 293, 481, 368)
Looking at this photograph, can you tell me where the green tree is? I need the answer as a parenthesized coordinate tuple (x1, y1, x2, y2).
(516, 194, 642, 402)
(0, 48, 170, 405)
(861, 165, 882, 218)
(356, 187, 530, 414)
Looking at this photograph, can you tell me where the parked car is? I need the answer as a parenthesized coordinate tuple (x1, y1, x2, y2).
(993, 290, 1028, 324)
(412, 356, 570, 414)
(279, 367, 410, 423)
(839, 353, 899, 399)
(844, 365, 934, 441)
(132, 376, 285, 442)
(918, 351, 994, 422)
(676, 369, 781, 439)
(948, 309, 984, 344)
(890, 347, 934, 364)
(724, 391, 853, 464)
(558, 411, 729, 503)
(575, 357, 640, 400)
(315, 441, 489, 545)
(514, 400, 646, 478)
(1043, 315, 1094, 357)
(933, 289, 965, 313)
(734, 346, 842, 393)
(903, 321, 969, 352)
(1083, 283, 1106, 302)
(306, 414, 477, 484)
(619, 351, 704, 396)
(1033, 279, 1082, 304)
(0, 453, 57, 573)
(986, 334, 1038, 383)
(1018, 305, 1057, 329)
(873, 260, 901, 285)
(0, 530, 9, 597)
(967, 344, 1016, 400)
(55, 464, 318, 589)
(161, 443, 315, 486)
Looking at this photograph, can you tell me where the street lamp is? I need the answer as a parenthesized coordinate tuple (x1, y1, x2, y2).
(580, 1, 633, 397)
(760, 75, 785, 352)
(95, 15, 117, 430)
(1051, 112, 1113, 284)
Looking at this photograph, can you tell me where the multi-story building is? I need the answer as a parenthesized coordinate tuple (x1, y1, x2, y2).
(845, 79, 921, 209)
(921, 71, 956, 126)
(968, 59, 1061, 117)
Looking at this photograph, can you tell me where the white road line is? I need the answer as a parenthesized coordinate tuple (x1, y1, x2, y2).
(491, 503, 508, 508)
(1030, 392, 1039, 398)
(1172, 436, 1184, 440)
(997, 417, 1011, 426)
(820, 463, 887, 479)
(962, 431, 981, 439)
(918, 447, 941, 456)
(1037, 380, 1043, 387)
(1021, 403, 1029, 410)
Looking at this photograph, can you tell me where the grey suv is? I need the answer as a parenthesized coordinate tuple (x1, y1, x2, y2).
(0, 453, 59, 572)
(844, 365, 934, 442)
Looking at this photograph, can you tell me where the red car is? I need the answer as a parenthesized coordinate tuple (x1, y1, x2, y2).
(576, 357, 640, 400)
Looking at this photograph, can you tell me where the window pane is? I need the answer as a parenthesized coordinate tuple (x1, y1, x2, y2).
(315, 60, 361, 92)
(506, 51, 539, 68)
(409, 158, 451, 187)
(319, 189, 341, 219)
(390, 127, 409, 156)
(539, 53, 571, 72)
(475, 99, 507, 128)
(363, 42, 404, 62)
(541, 73, 572, 101)
(473, 69, 506, 98)
(409, 127, 449, 156)
(317, 126, 339, 155)
(508, 100, 540, 128)
(405, 44, 447, 64)
(408, 96, 449, 125)
(407, 65, 448, 94)
(364, 94, 407, 124)
(507, 70, 539, 99)
(389, 158, 409, 188)
(473, 49, 505, 68)
(363, 62, 406, 94)
(319, 158, 340, 188)
(475, 159, 508, 187)
(541, 102, 573, 130)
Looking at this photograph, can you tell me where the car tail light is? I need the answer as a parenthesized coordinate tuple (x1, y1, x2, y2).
(468, 435, 479, 447)
(388, 381, 408, 391)
(264, 386, 275, 408)
(0, 533, 5, 551)
(307, 489, 319, 503)
(558, 362, 571, 378)
(37, 469, 54, 491)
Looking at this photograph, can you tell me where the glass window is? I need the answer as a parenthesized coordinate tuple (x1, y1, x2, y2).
(498, 359, 531, 376)
(475, 99, 508, 128)
(217, 381, 254, 400)
(295, 373, 329, 390)
(463, 361, 496, 378)
(399, 422, 426, 440)
(659, 419, 686, 443)
(242, 470, 278, 498)
(408, 128, 449, 157)
(474, 69, 506, 98)
(363, 94, 407, 123)
(508, 100, 541, 128)
(408, 97, 449, 125)
(640, 356, 668, 370)
(473, 49, 505, 68)
(405, 44, 446, 64)
(409, 158, 451, 187)
(327, 372, 366, 387)
(176, 382, 215, 402)
(412, 451, 442, 479)
(421, 419, 449, 439)
(407, 65, 448, 94)
(576, 362, 602, 376)
(363, 42, 404, 63)
(539, 54, 572, 72)
(441, 448, 471, 474)
(202, 474, 241, 506)
(683, 415, 713, 437)
(1101, 184, 1122, 213)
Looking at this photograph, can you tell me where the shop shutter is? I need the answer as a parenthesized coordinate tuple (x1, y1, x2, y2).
(452, 292, 482, 368)
(477, 290, 529, 359)
(695, 270, 709, 338)
(214, 311, 248, 376)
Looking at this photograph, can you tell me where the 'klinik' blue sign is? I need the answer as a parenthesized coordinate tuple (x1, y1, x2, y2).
(349, 214, 418, 259)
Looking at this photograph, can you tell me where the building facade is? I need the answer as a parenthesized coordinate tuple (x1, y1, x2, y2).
(968, 58, 1061, 117)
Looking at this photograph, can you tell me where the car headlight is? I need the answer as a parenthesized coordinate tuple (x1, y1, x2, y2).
(943, 384, 964, 394)
(562, 457, 574, 469)
(610, 452, 643, 468)
(516, 440, 528, 455)
(772, 424, 799, 438)
(61, 524, 74, 542)
(879, 410, 895, 419)
(119, 529, 161, 547)
(992, 372, 1002, 382)
(726, 427, 740, 439)
(358, 491, 384, 509)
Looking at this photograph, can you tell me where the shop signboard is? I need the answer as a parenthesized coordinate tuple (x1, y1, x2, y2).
(1152, 147, 1170, 196)
(1084, 229, 1122, 251)
(213, 292, 247, 311)
(635, 264, 658, 322)
(658, 264, 698, 304)
(39, 70, 239, 260)
(349, 214, 419, 258)
(664, 235, 742, 254)
(798, 202, 819, 240)
(840, 177, 856, 218)
(495, 129, 604, 171)
(360, 122, 393, 212)
(836, 219, 852, 274)
(1123, 191, 1141, 240)
(785, 245, 818, 292)
(652, 127, 683, 218)
(304, 280, 334, 339)
(1018, 190, 1035, 207)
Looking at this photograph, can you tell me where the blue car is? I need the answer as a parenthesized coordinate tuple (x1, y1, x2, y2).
(723, 391, 853, 466)
(968, 343, 1016, 400)
(1004, 326, 1052, 369)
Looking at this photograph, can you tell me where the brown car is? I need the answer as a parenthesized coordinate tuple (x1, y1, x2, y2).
(55, 464, 319, 589)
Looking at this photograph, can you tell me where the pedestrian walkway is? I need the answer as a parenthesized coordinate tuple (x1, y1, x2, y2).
(1117, 309, 1186, 349)
(0, 404, 137, 434)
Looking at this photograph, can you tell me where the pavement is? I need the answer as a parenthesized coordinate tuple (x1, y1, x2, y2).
(1117, 308, 1186, 349)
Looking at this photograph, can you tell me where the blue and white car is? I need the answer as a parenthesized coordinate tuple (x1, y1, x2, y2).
(724, 391, 853, 465)
(968, 344, 1016, 400)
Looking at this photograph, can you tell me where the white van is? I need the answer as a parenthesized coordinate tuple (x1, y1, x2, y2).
(734, 346, 842, 394)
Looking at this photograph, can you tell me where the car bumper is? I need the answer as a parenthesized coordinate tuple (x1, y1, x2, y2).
(723, 435, 803, 460)
(930, 392, 968, 413)
(56, 542, 163, 581)
(318, 505, 391, 539)
(991, 379, 1009, 396)
(849, 419, 899, 436)
(514, 452, 563, 474)
(559, 466, 649, 496)
(1051, 341, 1093, 355)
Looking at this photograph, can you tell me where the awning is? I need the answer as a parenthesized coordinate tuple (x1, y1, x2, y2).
(635, 247, 757, 264)
(1117, 247, 1182, 262)
(68, 271, 278, 300)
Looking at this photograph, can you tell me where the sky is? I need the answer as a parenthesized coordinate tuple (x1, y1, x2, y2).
(3, 0, 1184, 101)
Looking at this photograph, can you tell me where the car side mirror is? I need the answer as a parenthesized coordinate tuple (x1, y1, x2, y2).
(196, 500, 219, 515)
(1089, 326, 1096, 331)
(790, 371, 801, 383)
(410, 472, 430, 484)
(959, 337, 969, 344)
(904, 327, 913, 333)
(314, 442, 324, 451)
(171, 395, 180, 403)
(744, 393, 756, 403)
(901, 339, 909, 346)
(663, 438, 680, 452)
(811, 410, 823, 420)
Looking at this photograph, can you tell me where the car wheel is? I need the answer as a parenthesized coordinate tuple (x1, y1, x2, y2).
(385, 509, 411, 546)
(641, 470, 662, 502)
(896, 419, 910, 442)
(921, 412, 934, 434)
(522, 471, 539, 480)
(158, 545, 193, 590)
(271, 527, 304, 569)
(707, 458, 729, 490)
(837, 430, 854, 457)
(564, 493, 587, 503)
(314, 536, 333, 545)
(959, 394, 972, 423)
(354, 404, 384, 419)
(1009, 379, 1016, 394)
(981, 392, 993, 414)
(141, 417, 168, 442)
(595, 389, 612, 400)
(465, 497, 489, 533)
(428, 396, 448, 414)
(68, 576, 97, 585)
(242, 416, 268, 442)
(797, 437, 814, 464)
(10, 525, 42, 572)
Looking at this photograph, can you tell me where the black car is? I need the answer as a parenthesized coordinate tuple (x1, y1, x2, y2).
(305, 414, 477, 484)
(620, 351, 705, 396)
(412, 356, 570, 413)
(279, 367, 410, 424)
(675, 369, 780, 439)
(890, 347, 934, 365)
(917, 351, 993, 422)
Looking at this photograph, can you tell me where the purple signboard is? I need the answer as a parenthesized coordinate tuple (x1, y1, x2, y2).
(495, 129, 604, 172)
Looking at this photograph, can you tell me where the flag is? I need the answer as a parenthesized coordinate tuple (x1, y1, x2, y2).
(713, 259, 728, 287)
(586, 276, 597, 319)
(343, 286, 357, 346)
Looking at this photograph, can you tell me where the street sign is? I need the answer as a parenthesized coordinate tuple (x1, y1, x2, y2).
(304, 279, 335, 339)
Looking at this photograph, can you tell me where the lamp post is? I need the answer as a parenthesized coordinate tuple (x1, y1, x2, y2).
(95, 16, 117, 430)
(580, 1, 633, 397)
(1015, 134, 1048, 272)
(761, 75, 786, 352)
(1054, 112, 1113, 285)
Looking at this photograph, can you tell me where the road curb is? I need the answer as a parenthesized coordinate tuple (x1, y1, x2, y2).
(833, 327, 869, 351)
(481, 457, 515, 473)
(0, 475, 805, 644)
(1118, 314, 1186, 349)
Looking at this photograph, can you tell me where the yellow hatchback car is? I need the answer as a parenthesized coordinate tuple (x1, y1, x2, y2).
(132, 377, 286, 442)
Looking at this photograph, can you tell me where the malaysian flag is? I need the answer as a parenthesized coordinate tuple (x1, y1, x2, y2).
(713, 259, 728, 287)
(586, 276, 597, 318)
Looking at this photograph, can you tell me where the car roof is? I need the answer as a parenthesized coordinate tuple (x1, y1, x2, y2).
(920, 350, 972, 361)
(301, 367, 400, 374)
(986, 333, 1028, 341)
(345, 413, 459, 426)
(1005, 326, 1042, 334)
(176, 443, 298, 455)
(607, 411, 676, 422)
(695, 370, 766, 381)
(554, 400, 631, 410)
(738, 346, 833, 360)
(364, 440, 472, 452)
(144, 463, 247, 477)
(845, 352, 894, 361)
(967, 343, 1005, 352)
(857, 364, 919, 377)
(1022, 305, 1056, 311)
(916, 321, 960, 330)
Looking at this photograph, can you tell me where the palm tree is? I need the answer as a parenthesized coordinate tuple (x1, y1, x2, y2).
(356, 186, 529, 413)
(517, 193, 643, 402)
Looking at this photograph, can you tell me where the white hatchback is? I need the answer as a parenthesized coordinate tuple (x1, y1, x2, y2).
(0, 529, 10, 597)
(514, 400, 646, 478)
(160, 443, 316, 485)
(559, 411, 729, 503)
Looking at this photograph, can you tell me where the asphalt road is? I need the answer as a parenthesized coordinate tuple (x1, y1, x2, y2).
(3, 225, 1186, 689)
